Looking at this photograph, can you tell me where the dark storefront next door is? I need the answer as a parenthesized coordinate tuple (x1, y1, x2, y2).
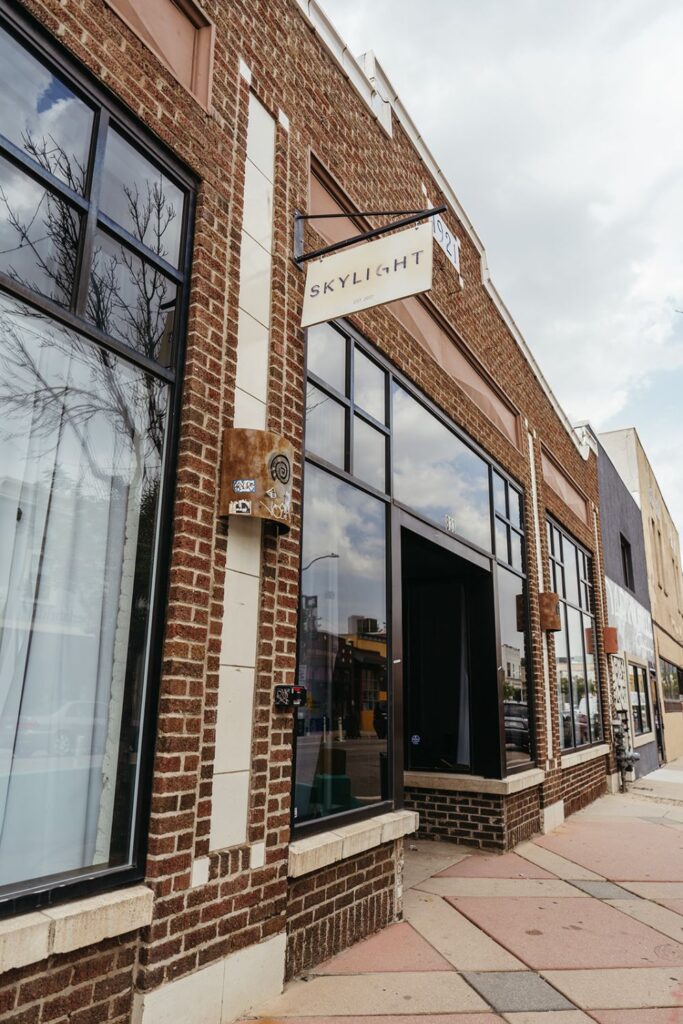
(393, 513, 499, 785)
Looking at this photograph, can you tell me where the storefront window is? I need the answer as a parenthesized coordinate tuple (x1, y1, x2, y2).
(300, 320, 534, 829)
(660, 658, 683, 701)
(392, 383, 491, 551)
(0, 12, 192, 905)
(548, 521, 602, 750)
(628, 663, 652, 735)
(295, 465, 388, 824)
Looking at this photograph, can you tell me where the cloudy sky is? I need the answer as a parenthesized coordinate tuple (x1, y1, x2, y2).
(319, 0, 683, 537)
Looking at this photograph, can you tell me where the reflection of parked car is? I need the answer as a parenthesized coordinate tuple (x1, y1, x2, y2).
(14, 701, 109, 756)
(577, 695, 599, 744)
(504, 701, 529, 751)
(373, 700, 388, 740)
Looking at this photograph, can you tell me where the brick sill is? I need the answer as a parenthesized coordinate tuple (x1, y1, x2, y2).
(288, 809, 419, 878)
(560, 743, 610, 770)
(404, 767, 545, 796)
(0, 885, 153, 976)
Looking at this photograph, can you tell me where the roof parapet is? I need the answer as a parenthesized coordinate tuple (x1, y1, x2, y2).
(294, 0, 589, 460)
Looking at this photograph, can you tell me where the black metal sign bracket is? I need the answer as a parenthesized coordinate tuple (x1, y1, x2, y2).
(293, 205, 447, 267)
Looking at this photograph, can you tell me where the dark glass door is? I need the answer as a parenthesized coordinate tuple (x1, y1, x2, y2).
(397, 517, 497, 776)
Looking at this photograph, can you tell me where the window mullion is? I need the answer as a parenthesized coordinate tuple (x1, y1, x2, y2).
(74, 109, 109, 316)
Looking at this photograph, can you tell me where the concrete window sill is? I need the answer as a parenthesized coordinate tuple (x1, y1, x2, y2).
(404, 767, 545, 796)
(0, 885, 153, 975)
(560, 742, 610, 770)
(634, 731, 656, 748)
(288, 809, 419, 878)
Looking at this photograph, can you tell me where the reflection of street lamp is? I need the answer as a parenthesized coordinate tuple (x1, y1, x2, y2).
(301, 552, 339, 572)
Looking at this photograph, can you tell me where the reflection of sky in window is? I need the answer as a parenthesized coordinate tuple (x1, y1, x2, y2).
(392, 383, 491, 551)
(497, 566, 524, 660)
(0, 26, 93, 194)
(301, 463, 386, 637)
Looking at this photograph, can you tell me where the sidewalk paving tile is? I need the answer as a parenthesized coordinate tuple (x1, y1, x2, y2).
(416, 878, 583, 899)
(503, 1013, 594, 1023)
(450, 896, 683, 968)
(591, 1010, 683, 1023)
(663, 901, 683, 918)
(264, 973, 491, 1016)
(621, 883, 683, 899)
(515, 843, 603, 881)
(569, 880, 636, 898)
(537, 818, 683, 881)
(403, 889, 525, 971)
(403, 842, 471, 889)
(462, 972, 574, 1012)
(241, 1017, 505, 1024)
(436, 853, 554, 879)
(314, 922, 454, 974)
(540, 967, 683, 1008)
(605, 898, 683, 942)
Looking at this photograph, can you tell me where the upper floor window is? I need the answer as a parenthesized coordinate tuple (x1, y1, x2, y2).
(548, 520, 602, 751)
(620, 534, 635, 591)
(0, 7, 194, 910)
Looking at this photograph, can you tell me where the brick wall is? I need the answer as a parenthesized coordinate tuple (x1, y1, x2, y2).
(285, 841, 400, 980)
(405, 788, 506, 850)
(405, 785, 542, 851)
(2, 0, 611, 1014)
(1, 935, 136, 1024)
(562, 756, 608, 817)
(506, 787, 542, 847)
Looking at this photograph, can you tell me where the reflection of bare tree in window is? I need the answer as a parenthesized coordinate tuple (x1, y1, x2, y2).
(0, 131, 179, 457)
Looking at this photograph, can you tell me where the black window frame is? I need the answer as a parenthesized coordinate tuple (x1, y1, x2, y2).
(0, 2, 196, 916)
(295, 317, 534, 838)
(547, 517, 603, 753)
(628, 662, 652, 736)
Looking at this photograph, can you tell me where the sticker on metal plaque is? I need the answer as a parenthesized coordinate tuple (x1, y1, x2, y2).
(233, 479, 256, 493)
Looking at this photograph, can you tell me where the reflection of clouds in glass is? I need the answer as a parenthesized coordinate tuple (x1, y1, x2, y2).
(392, 384, 491, 550)
(0, 25, 93, 193)
(302, 464, 385, 634)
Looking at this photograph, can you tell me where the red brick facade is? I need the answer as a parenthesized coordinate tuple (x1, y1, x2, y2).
(0, 0, 614, 1020)
(286, 842, 399, 980)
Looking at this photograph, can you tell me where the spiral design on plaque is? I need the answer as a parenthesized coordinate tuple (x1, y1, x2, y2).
(269, 453, 291, 484)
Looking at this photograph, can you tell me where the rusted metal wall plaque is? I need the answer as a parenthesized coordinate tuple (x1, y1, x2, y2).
(539, 591, 562, 632)
(220, 428, 294, 530)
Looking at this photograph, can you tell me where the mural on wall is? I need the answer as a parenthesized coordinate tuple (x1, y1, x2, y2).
(605, 577, 655, 665)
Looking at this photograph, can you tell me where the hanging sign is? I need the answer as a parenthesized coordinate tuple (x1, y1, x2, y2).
(301, 221, 433, 329)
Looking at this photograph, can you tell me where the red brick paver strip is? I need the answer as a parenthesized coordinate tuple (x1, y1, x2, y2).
(435, 853, 554, 879)
(450, 895, 683, 969)
(314, 922, 454, 974)
(537, 817, 683, 881)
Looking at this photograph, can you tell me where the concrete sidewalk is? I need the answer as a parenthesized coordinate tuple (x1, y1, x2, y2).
(247, 768, 683, 1024)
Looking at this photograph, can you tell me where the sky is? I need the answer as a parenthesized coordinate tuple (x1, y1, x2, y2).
(318, 0, 683, 538)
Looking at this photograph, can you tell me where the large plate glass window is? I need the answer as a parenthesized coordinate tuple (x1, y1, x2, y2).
(0, 12, 193, 906)
(548, 521, 602, 750)
(493, 472, 530, 768)
(299, 320, 534, 831)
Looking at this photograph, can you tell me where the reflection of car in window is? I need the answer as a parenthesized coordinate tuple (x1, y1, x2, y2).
(504, 700, 529, 751)
(373, 699, 388, 739)
(576, 695, 599, 744)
